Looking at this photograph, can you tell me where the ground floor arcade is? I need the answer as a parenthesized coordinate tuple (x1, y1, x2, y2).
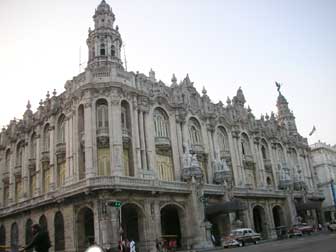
(0, 190, 323, 252)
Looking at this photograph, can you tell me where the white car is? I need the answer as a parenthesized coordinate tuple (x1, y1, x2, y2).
(230, 228, 261, 246)
(221, 236, 242, 248)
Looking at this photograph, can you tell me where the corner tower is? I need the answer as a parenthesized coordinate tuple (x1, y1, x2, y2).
(276, 88, 297, 134)
(86, 0, 123, 69)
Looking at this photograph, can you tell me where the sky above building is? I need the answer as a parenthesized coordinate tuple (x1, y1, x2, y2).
(0, 0, 335, 145)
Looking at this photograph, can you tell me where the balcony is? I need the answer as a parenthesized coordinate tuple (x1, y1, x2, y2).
(41, 151, 50, 163)
(56, 143, 66, 155)
(220, 150, 231, 159)
(96, 127, 109, 148)
(122, 128, 131, 143)
(155, 136, 171, 149)
(28, 158, 36, 170)
(263, 159, 272, 171)
(191, 144, 204, 154)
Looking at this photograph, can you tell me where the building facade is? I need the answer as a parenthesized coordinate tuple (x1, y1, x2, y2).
(0, 1, 324, 251)
(310, 141, 336, 222)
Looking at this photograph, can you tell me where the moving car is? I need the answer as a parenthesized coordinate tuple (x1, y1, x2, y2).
(221, 236, 242, 248)
(229, 228, 261, 246)
(328, 221, 336, 231)
(288, 223, 313, 237)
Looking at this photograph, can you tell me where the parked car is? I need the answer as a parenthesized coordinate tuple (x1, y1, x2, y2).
(229, 228, 261, 246)
(221, 236, 242, 248)
(288, 223, 313, 237)
(328, 221, 336, 231)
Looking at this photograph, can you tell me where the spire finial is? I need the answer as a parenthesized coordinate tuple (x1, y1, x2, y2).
(26, 100, 31, 110)
(53, 89, 57, 97)
(46, 91, 50, 99)
(202, 86, 207, 95)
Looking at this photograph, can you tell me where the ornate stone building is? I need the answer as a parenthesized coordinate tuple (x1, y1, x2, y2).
(310, 141, 336, 222)
(0, 1, 324, 251)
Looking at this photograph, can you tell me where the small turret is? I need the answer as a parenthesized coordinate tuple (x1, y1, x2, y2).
(276, 85, 297, 133)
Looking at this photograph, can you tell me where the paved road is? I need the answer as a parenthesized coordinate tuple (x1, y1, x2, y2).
(221, 232, 336, 252)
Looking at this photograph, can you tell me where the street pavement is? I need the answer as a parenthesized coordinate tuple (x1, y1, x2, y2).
(206, 232, 336, 252)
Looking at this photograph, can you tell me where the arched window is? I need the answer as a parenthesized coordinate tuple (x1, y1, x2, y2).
(25, 219, 33, 252)
(188, 118, 202, 145)
(154, 108, 169, 138)
(100, 43, 105, 56)
(54, 211, 65, 251)
(39, 215, 48, 232)
(10, 222, 19, 252)
(96, 100, 109, 130)
(98, 149, 110, 176)
(30, 133, 37, 159)
(216, 127, 229, 159)
(0, 225, 5, 252)
(43, 124, 50, 152)
(5, 149, 10, 171)
(16, 142, 24, 167)
(241, 133, 252, 158)
(261, 146, 267, 160)
(111, 45, 115, 57)
(57, 115, 66, 144)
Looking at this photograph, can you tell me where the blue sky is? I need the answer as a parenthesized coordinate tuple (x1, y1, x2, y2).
(0, 0, 335, 145)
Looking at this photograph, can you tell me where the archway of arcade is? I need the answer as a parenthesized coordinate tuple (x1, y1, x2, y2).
(160, 204, 187, 248)
(121, 203, 144, 244)
(272, 205, 285, 227)
(76, 207, 95, 251)
(252, 205, 268, 239)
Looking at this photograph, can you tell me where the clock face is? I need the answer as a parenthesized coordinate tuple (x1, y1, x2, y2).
(85, 245, 104, 252)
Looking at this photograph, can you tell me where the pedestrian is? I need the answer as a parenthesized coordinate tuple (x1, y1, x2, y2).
(130, 239, 136, 252)
(20, 224, 51, 252)
(156, 238, 162, 252)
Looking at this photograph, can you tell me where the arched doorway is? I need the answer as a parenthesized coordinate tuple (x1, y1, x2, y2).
(54, 211, 65, 252)
(161, 204, 182, 248)
(121, 204, 144, 244)
(25, 219, 33, 252)
(272, 206, 285, 227)
(39, 215, 48, 232)
(252, 206, 267, 239)
(77, 207, 95, 251)
(0, 225, 6, 252)
(10, 222, 19, 252)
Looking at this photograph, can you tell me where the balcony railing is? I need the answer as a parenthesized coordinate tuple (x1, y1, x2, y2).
(155, 136, 171, 149)
(122, 128, 131, 143)
(28, 158, 36, 170)
(96, 127, 109, 137)
(41, 151, 50, 163)
(263, 159, 272, 171)
(56, 143, 66, 155)
(191, 144, 204, 153)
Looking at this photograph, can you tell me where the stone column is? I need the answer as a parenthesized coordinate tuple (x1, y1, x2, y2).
(205, 125, 215, 184)
(110, 98, 123, 176)
(231, 130, 245, 186)
(270, 142, 279, 189)
(252, 137, 264, 188)
(65, 115, 73, 184)
(131, 98, 142, 176)
(144, 200, 156, 252)
(84, 101, 95, 177)
(9, 146, 15, 203)
(144, 110, 155, 178)
(170, 115, 181, 181)
(265, 201, 277, 239)
(21, 138, 28, 200)
(35, 129, 41, 196)
(139, 111, 147, 174)
(49, 122, 56, 191)
(187, 181, 213, 249)
(227, 132, 239, 187)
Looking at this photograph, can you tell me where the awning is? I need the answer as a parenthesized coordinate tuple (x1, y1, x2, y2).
(206, 198, 247, 216)
(295, 200, 322, 211)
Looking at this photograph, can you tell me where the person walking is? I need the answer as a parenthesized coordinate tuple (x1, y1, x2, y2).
(20, 224, 51, 252)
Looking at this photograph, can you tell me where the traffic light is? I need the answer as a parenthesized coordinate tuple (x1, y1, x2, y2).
(107, 200, 122, 208)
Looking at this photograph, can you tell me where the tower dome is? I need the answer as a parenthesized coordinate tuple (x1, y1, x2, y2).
(87, 0, 123, 70)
